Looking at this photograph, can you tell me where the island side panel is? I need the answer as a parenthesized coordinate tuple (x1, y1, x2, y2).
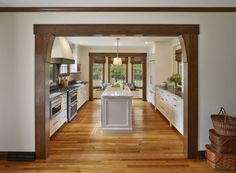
(101, 97, 132, 132)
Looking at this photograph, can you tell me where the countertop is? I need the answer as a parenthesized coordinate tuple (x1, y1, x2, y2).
(101, 86, 133, 98)
(155, 85, 183, 98)
(49, 82, 87, 100)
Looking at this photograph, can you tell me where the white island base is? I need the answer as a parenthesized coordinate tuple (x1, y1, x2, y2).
(101, 86, 133, 133)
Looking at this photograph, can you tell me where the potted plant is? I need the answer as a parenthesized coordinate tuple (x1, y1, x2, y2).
(168, 73, 181, 88)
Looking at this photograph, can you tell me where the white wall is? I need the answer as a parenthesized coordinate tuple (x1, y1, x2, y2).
(0, 14, 18, 151)
(0, 12, 236, 151)
(155, 41, 173, 85)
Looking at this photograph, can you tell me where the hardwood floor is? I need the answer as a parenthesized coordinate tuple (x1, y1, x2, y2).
(0, 100, 230, 172)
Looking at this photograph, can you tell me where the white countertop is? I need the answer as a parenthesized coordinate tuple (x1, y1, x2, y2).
(101, 86, 133, 98)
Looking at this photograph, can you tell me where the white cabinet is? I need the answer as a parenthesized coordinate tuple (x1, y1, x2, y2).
(149, 89, 156, 106)
(50, 93, 68, 137)
(147, 59, 156, 105)
(155, 87, 183, 135)
(77, 83, 89, 110)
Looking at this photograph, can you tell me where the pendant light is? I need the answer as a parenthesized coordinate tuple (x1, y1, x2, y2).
(113, 38, 122, 65)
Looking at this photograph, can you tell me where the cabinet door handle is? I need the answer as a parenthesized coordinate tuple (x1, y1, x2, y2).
(173, 104, 177, 107)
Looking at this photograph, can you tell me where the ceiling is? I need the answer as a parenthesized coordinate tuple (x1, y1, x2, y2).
(67, 37, 177, 48)
(0, 0, 236, 7)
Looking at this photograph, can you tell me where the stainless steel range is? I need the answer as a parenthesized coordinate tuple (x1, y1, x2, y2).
(67, 88, 78, 122)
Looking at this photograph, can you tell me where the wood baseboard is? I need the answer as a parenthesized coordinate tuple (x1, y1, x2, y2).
(197, 150, 206, 160)
(0, 152, 35, 161)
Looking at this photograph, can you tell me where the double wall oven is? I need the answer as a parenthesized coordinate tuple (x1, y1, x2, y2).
(68, 88, 78, 122)
(50, 96, 62, 120)
(50, 86, 78, 122)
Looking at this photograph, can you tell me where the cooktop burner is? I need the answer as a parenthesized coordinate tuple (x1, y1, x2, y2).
(50, 84, 82, 93)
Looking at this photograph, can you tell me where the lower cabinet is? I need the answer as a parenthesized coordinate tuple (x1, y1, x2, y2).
(155, 87, 183, 135)
(50, 93, 67, 137)
(77, 83, 89, 110)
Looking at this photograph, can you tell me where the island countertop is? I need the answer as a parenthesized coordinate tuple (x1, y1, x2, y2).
(101, 86, 133, 98)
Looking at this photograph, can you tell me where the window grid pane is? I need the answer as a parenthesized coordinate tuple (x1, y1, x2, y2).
(93, 63, 103, 87)
(110, 64, 126, 84)
(133, 64, 143, 88)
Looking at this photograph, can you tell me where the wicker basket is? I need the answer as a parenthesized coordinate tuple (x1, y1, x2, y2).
(209, 129, 236, 153)
(206, 144, 236, 170)
(211, 107, 236, 136)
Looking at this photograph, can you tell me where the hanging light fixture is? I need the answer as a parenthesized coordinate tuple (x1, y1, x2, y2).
(113, 38, 122, 65)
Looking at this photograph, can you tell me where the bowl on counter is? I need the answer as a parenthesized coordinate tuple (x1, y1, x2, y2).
(160, 82, 167, 87)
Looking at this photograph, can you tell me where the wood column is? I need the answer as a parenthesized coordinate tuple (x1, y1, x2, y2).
(179, 34, 198, 159)
(35, 33, 54, 159)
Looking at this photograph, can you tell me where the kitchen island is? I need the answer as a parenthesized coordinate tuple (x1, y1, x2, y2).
(101, 86, 133, 133)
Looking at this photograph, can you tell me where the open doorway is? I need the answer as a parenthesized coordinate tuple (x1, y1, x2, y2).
(34, 24, 199, 160)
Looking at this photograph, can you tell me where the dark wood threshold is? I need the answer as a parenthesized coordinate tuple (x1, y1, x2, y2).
(0, 152, 7, 160)
(0, 152, 35, 161)
(197, 150, 206, 160)
(1, 7, 236, 12)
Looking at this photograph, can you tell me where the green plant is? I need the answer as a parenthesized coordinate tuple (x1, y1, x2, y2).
(168, 73, 181, 85)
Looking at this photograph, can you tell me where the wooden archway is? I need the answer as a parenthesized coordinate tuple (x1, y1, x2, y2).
(34, 24, 199, 159)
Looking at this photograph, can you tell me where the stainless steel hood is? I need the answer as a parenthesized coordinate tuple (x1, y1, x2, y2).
(50, 37, 75, 64)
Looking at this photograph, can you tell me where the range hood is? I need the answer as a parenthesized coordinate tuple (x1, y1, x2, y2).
(50, 37, 75, 64)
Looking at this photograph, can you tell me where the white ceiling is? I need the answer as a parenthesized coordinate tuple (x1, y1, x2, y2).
(67, 37, 177, 48)
(0, 0, 236, 7)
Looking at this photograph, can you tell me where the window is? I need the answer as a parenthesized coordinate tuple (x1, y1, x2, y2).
(93, 63, 104, 88)
(49, 64, 57, 86)
(60, 64, 69, 76)
(109, 64, 127, 84)
(132, 64, 143, 88)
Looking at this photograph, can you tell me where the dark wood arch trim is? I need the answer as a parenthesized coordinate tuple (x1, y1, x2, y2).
(1, 7, 236, 12)
(34, 24, 199, 160)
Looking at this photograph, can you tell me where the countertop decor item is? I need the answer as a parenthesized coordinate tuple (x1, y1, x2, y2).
(160, 81, 167, 87)
(211, 107, 236, 136)
(206, 107, 236, 170)
(168, 73, 181, 87)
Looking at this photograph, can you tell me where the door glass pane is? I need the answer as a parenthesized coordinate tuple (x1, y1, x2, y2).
(93, 63, 103, 87)
(133, 64, 143, 88)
